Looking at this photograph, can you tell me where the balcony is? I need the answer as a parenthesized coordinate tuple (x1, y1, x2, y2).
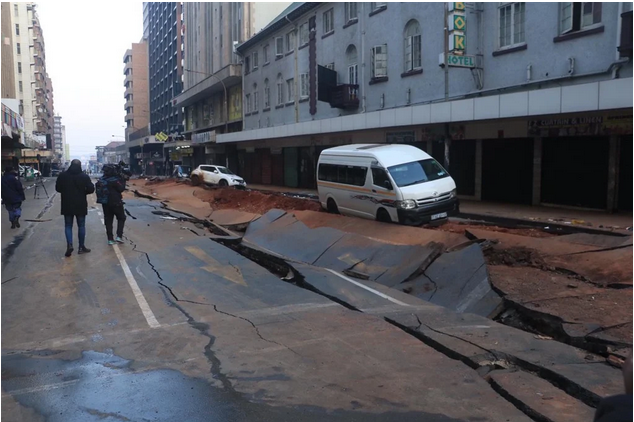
(328, 84, 360, 110)
(124, 99, 134, 109)
(125, 112, 134, 122)
(124, 72, 133, 84)
(619, 11, 633, 58)
(124, 86, 133, 97)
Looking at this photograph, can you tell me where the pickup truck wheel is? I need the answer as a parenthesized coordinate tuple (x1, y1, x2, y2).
(219, 179, 228, 187)
(191, 175, 201, 186)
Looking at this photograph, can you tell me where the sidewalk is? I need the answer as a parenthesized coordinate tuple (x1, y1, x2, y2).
(247, 184, 632, 233)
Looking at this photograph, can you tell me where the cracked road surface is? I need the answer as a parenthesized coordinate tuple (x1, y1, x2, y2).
(1, 195, 534, 421)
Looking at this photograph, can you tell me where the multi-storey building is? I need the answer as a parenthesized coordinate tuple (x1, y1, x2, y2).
(171, 2, 255, 167)
(144, 2, 183, 135)
(221, 2, 633, 212)
(53, 114, 63, 161)
(10, 3, 55, 138)
(123, 39, 150, 141)
(1, 3, 16, 99)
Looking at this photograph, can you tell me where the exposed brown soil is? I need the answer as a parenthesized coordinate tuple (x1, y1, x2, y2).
(484, 246, 548, 268)
(489, 265, 633, 344)
(194, 187, 323, 214)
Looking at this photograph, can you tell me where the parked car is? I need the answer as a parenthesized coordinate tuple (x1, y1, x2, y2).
(190, 165, 246, 187)
(317, 144, 459, 225)
(19, 165, 42, 178)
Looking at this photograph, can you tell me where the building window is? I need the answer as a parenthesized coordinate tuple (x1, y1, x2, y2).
(299, 22, 309, 46)
(323, 8, 334, 34)
(253, 83, 259, 111)
(16, 43, 20, 55)
(245, 93, 251, 113)
(252, 51, 259, 69)
(345, 3, 358, 23)
(286, 78, 295, 102)
(263, 44, 269, 63)
(244, 55, 250, 73)
(18, 81, 22, 93)
(275, 37, 284, 57)
(264, 78, 270, 108)
(404, 20, 422, 72)
(499, 3, 525, 48)
(370, 3, 387, 12)
(300, 73, 309, 99)
(14, 4, 18, 16)
(17, 62, 21, 74)
(277, 74, 284, 105)
(15, 24, 19, 36)
(560, 2, 602, 34)
(346, 45, 358, 85)
(371, 44, 388, 78)
(286, 30, 296, 53)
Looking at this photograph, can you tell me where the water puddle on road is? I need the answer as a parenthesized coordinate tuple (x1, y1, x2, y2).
(2, 350, 461, 422)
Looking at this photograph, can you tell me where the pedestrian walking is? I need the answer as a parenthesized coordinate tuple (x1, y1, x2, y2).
(55, 159, 95, 257)
(96, 164, 126, 245)
(1, 166, 25, 229)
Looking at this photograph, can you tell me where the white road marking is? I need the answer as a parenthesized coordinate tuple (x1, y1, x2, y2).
(324, 268, 413, 307)
(455, 277, 490, 313)
(97, 211, 102, 216)
(112, 244, 160, 328)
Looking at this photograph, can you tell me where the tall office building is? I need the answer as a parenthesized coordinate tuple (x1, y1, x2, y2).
(1, 2, 16, 99)
(53, 115, 63, 159)
(143, 2, 183, 135)
(123, 39, 150, 141)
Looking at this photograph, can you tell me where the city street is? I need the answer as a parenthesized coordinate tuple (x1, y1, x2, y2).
(2, 183, 629, 421)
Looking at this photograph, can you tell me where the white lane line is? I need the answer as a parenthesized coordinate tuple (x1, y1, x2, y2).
(324, 268, 413, 307)
(97, 211, 102, 216)
(112, 244, 160, 328)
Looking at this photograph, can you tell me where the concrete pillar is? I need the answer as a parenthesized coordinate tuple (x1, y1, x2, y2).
(474, 139, 482, 201)
(606, 135, 619, 212)
(532, 137, 542, 206)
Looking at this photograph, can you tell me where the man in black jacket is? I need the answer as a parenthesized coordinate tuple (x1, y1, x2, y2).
(97, 164, 126, 245)
(55, 159, 95, 257)
(1, 166, 26, 229)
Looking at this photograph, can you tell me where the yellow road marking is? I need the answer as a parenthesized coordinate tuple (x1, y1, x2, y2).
(185, 246, 247, 286)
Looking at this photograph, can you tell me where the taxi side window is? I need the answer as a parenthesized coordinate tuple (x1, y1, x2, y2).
(372, 168, 392, 190)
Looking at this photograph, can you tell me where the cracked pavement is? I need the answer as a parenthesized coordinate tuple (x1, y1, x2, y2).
(0, 194, 617, 421)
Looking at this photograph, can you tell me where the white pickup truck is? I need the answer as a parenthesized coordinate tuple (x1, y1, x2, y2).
(190, 165, 246, 187)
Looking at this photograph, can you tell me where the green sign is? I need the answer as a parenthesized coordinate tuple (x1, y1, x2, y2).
(447, 54, 475, 68)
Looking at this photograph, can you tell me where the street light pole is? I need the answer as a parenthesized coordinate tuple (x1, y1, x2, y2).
(183, 68, 229, 135)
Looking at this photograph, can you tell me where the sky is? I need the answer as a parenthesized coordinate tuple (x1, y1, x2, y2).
(35, 2, 290, 162)
(37, 3, 144, 160)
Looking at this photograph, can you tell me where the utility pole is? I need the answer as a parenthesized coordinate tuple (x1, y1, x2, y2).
(443, 3, 451, 170)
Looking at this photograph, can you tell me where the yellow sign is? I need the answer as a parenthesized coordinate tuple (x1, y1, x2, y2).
(450, 34, 466, 51)
(155, 132, 169, 142)
(454, 2, 465, 10)
(453, 15, 466, 30)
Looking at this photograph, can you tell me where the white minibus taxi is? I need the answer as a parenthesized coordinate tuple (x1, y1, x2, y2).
(316, 144, 459, 225)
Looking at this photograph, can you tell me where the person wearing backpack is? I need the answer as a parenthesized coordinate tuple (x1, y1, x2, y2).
(55, 159, 95, 257)
(96, 164, 126, 245)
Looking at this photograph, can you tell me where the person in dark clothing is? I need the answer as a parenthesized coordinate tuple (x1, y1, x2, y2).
(55, 159, 95, 257)
(1, 167, 25, 229)
(96, 164, 126, 245)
